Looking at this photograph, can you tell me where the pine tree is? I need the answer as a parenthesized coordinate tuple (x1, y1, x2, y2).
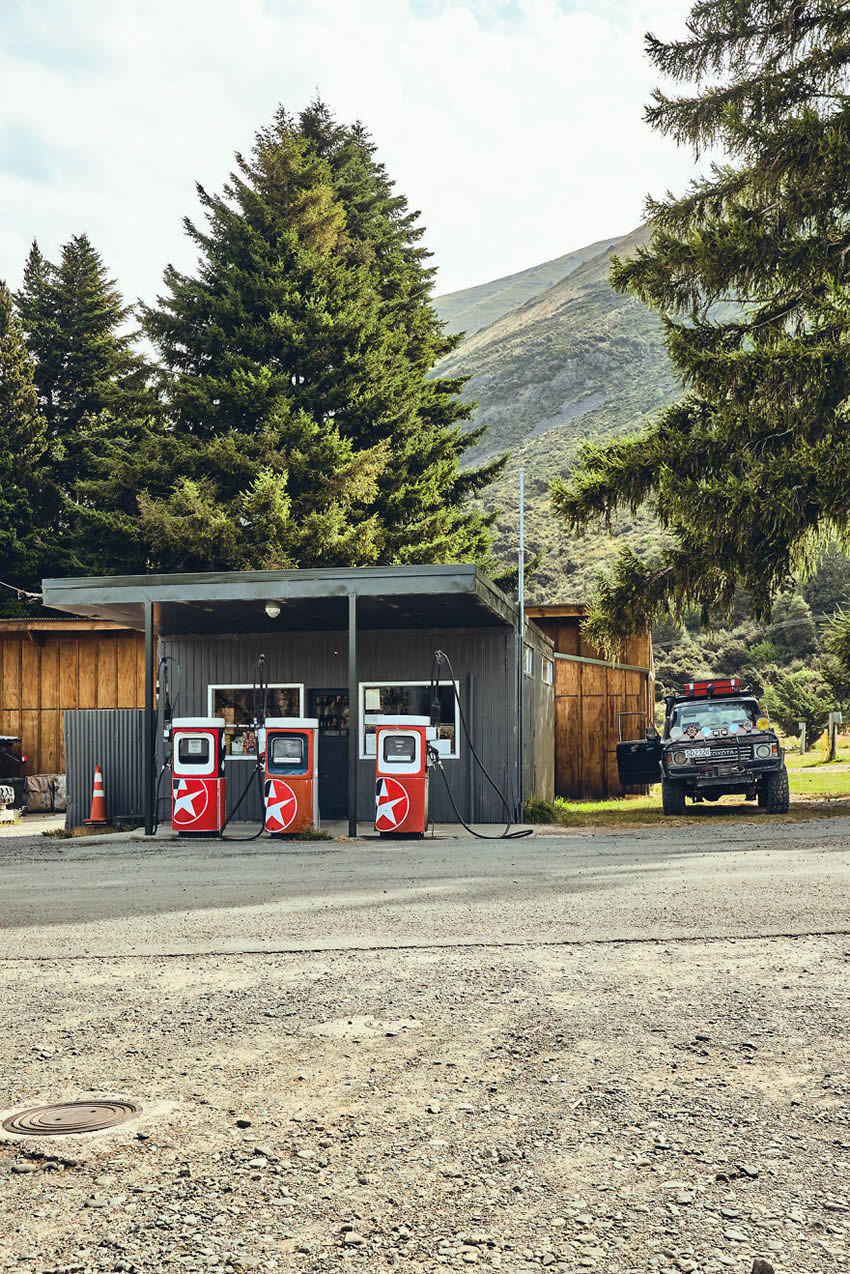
(14, 235, 157, 574)
(0, 282, 48, 610)
(141, 102, 503, 572)
(551, 1, 850, 650)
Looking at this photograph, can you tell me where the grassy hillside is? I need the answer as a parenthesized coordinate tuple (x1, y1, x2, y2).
(436, 236, 619, 337)
(434, 225, 680, 602)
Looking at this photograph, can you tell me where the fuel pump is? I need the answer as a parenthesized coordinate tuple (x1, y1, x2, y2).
(374, 716, 434, 837)
(171, 718, 226, 835)
(264, 718, 320, 834)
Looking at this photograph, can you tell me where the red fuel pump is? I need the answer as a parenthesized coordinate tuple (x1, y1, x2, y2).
(263, 717, 319, 834)
(171, 718, 226, 836)
(374, 716, 433, 837)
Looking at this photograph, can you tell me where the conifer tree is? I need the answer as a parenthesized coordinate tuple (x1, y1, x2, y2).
(552, 1, 850, 650)
(0, 282, 48, 609)
(14, 235, 157, 575)
(141, 102, 503, 572)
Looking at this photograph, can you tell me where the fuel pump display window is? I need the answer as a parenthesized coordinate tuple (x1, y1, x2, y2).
(209, 683, 304, 757)
(178, 737, 210, 766)
(271, 735, 305, 765)
(360, 682, 459, 759)
(383, 734, 416, 763)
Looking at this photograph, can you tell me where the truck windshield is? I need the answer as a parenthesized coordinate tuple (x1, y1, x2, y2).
(670, 699, 761, 733)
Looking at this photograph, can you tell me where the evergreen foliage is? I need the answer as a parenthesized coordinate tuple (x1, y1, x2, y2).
(0, 282, 48, 612)
(140, 101, 503, 572)
(14, 234, 156, 575)
(763, 668, 832, 740)
(551, 1, 850, 654)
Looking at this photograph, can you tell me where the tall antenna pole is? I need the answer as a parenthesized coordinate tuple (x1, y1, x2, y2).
(517, 468, 525, 819)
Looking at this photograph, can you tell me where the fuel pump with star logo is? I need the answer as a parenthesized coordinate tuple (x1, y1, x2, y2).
(374, 716, 435, 837)
(263, 717, 319, 834)
(171, 718, 226, 836)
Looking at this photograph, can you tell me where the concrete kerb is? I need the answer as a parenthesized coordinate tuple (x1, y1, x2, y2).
(51, 822, 536, 846)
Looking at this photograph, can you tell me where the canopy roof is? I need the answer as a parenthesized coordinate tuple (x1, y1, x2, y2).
(41, 564, 518, 634)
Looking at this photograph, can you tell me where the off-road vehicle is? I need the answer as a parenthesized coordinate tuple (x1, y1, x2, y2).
(617, 678, 790, 815)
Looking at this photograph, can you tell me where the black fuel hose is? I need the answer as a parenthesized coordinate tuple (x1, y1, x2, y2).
(430, 650, 532, 840)
(220, 653, 268, 841)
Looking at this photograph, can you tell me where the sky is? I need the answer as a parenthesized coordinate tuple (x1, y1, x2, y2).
(0, 0, 703, 309)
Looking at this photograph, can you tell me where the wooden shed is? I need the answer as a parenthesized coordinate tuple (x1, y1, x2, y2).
(0, 618, 146, 776)
(526, 604, 655, 799)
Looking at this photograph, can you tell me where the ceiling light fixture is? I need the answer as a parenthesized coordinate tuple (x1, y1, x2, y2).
(265, 601, 281, 619)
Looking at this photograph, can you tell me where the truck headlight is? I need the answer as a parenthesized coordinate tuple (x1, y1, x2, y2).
(755, 743, 772, 759)
(673, 750, 688, 765)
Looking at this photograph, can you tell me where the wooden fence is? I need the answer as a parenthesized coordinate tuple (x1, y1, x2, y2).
(0, 620, 146, 776)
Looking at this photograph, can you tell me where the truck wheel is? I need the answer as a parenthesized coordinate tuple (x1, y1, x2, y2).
(763, 765, 790, 814)
(661, 779, 686, 815)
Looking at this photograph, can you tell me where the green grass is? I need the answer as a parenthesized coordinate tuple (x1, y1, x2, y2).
(525, 777, 850, 828)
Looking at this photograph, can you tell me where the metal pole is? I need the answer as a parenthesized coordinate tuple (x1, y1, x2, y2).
(347, 591, 358, 838)
(517, 467, 525, 818)
(143, 601, 155, 835)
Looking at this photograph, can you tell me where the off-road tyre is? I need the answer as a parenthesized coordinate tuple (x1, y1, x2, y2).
(661, 778, 686, 815)
(763, 765, 790, 815)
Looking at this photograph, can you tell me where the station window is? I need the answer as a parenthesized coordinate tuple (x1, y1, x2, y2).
(207, 683, 304, 758)
(359, 681, 460, 759)
(542, 657, 554, 686)
(523, 644, 535, 677)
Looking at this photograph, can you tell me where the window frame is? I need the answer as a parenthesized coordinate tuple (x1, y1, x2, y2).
(541, 656, 554, 686)
(207, 682, 305, 760)
(523, 643, 535, 678)
(359, 679, 461, 761)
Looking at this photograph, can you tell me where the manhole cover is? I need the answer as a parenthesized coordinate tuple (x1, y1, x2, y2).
(2, 1101, 140, 1136)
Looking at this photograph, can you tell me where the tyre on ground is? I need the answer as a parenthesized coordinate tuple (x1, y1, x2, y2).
(662, 778, 686, 815)
(762, 765, 790, 814)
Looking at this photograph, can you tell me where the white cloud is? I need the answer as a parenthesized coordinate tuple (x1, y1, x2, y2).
(0, 0, 702, 307)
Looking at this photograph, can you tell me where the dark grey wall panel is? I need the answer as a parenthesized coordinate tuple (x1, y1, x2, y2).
(64, 709, 145, 829)
(159, 625, 527, 824)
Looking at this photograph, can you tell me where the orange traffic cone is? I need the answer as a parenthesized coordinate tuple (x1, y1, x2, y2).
(84, 764, 108, 825)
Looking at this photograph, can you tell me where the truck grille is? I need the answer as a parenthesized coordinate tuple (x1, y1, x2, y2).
(699, 744, 752, 762)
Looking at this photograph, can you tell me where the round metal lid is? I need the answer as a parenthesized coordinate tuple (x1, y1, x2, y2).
(2, 1100, 140, 1136)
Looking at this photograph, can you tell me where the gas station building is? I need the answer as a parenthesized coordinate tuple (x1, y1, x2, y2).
(41, 565, 554, 834)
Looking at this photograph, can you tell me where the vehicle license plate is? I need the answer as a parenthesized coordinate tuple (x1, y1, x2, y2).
(688, 747, 712, 758)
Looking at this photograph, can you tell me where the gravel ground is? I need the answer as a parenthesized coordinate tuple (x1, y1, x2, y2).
(1, 933, 848, 1274)
(1, 821, 848, 1274)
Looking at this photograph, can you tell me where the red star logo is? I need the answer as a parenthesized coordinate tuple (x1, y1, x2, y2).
(264, 778, 298, 832)
(172, 778, 209, 826)
(376, 777, 410, 830)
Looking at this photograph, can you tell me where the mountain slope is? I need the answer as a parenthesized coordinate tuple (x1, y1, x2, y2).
(434, 225, 680, 602)
(435, 236, 621, 337)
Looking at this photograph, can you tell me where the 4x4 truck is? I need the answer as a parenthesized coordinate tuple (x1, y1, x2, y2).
(617, 678, 790, 815)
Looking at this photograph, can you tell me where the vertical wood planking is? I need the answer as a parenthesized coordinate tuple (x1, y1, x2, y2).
(78, 641, 97, 709)
(59, 640, 79, 709)
(582, 694, 607, 798)
(21, 708, 39, 776)
(41, 709, 60, 773)
(97, 639, 118, 708)
(1, 640, 22, 711)
(117, 638, 137, 708)
(40, 641, 60, 709)
(21, 642, 40, 709)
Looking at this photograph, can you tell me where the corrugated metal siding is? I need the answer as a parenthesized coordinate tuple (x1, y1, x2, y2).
(522, 621, 555, 803)
(160, 626, 529, 824)
(64, 709, 145, 829)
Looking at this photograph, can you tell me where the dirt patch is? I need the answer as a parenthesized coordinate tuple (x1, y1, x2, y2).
(1, 938, 848, 1272)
